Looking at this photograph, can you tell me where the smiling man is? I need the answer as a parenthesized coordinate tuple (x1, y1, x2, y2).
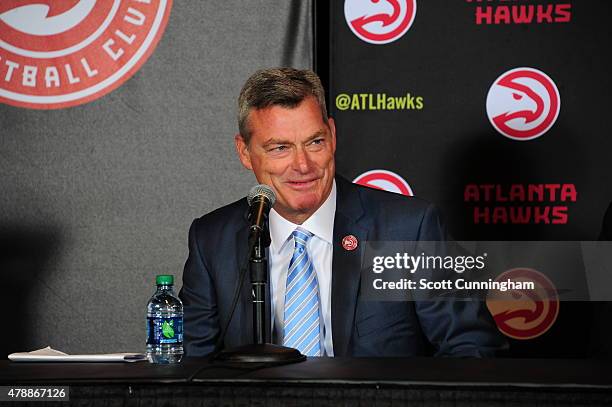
(180, 68, 505, 357)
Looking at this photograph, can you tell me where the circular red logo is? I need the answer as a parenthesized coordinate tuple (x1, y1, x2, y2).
(342, 235, 358, 251)
(353, 169, 414, 196)
(486, 67, 561, 141)
(344, 0, 417, 45)
(486, 268, 559, 340)
(0, 0, 172, 109)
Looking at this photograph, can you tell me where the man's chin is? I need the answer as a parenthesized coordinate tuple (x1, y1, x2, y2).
(280, 195, 322, 216)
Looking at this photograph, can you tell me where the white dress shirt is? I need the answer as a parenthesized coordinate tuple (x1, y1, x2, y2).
(268, 180, 336, 356)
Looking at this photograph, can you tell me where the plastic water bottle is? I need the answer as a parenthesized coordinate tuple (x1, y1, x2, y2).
(146, 275, 184, 363)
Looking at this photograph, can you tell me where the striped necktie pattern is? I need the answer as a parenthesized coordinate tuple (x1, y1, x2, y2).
(282, 228, 322, 356)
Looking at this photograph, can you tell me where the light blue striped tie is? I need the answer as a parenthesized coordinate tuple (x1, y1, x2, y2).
(283, 228, 322, 356)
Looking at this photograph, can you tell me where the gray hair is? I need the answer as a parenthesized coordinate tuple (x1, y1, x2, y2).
(237, 68, 328, 143)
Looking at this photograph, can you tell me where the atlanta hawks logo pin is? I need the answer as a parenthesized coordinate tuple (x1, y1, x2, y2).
(342, 235, 358, 251)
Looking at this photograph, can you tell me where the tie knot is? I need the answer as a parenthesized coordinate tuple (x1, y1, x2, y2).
(292, 228, 312, 249)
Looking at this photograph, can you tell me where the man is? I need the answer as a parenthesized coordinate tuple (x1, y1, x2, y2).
(180, 68, 505, 357)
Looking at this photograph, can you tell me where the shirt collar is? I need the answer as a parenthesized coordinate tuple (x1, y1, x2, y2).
(269, 180, 337, 254)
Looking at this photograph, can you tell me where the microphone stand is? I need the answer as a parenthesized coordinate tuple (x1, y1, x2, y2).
(251, 228, 268, 345)
(214, 220, 306, 365)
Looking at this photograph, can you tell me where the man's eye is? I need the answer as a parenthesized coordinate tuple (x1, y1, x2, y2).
(311, 138, 324, 145)
(269, 145, 287, 152)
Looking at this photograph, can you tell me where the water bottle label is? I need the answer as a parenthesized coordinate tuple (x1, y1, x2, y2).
(147, 317, 183, 345)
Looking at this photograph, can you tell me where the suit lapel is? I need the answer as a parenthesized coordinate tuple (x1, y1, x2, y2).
(331, 177, 368, 356)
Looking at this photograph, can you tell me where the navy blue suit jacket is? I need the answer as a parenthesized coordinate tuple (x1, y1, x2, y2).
(179, 177, 505, 357)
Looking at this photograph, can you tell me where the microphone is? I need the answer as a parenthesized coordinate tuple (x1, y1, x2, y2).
(247, 184, 276, 246)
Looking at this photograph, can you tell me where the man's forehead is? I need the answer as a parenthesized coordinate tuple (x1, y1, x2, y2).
(251, 97, 316, 115)
(247, 99, 326, 136)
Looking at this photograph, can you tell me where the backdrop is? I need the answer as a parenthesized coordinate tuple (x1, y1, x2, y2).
(2, 0, 610, 360)
(319, 0, 611, 357)
(0, 0, 312, 356)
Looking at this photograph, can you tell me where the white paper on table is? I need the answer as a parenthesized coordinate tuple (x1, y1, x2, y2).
(8, 346, 146, 362)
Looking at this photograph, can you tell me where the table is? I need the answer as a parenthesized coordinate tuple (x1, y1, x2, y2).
(1, 357, 611, 406)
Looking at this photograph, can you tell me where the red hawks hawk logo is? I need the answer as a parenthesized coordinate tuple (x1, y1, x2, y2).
(486, 268, 559, 340)
(344, 0, 417, 45)
(353, 169, 414, 196)
(486, 67, 561, 141)
(0, 0, 172, 109)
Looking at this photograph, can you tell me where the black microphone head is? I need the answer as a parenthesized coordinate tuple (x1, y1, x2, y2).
(247, 184, 276, 207)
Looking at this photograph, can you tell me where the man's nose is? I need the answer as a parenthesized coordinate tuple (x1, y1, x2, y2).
(292, 147, 311, 173)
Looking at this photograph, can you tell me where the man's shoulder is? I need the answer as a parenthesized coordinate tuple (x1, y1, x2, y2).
(340, 177, 432, 216)
(337, 177, 445, 240)
(191, 197, 248, 235)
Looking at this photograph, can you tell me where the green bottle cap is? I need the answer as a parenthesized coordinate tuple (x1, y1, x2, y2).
(156, 275, 174, 285)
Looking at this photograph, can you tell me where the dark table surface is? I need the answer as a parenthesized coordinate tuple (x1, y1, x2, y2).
(0, 357, 207, 384)
(1, 357, 611, 390)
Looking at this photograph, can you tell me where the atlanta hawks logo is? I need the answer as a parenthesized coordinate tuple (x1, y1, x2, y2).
(486, 67, 561, 141)
(353, 169, 414, 196)
(344, 0, 417, 44)
(0, 0, 172, 109)
(486, 268, 559, 340)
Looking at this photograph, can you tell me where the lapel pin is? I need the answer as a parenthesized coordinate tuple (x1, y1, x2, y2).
(342, 235, 358, 251)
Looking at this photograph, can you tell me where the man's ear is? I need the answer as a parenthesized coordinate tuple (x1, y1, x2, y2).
(328, 117, 337, 154)
(235, 134, 253, 170)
